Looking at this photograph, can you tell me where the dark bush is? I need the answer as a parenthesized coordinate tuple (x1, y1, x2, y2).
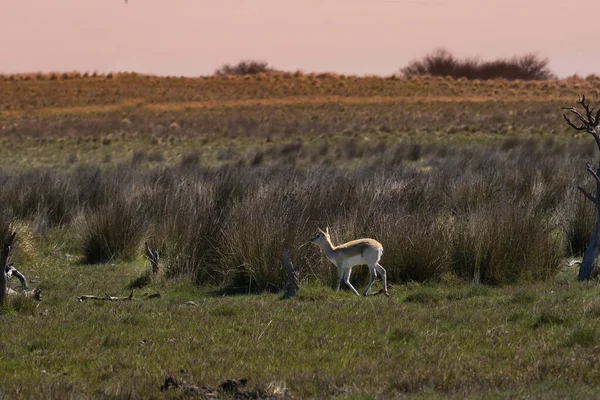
(401, 48, 555, 80)
(214, 60, 278, 76)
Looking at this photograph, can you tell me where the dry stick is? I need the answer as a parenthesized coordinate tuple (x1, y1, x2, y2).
(78, 291, 161, 302)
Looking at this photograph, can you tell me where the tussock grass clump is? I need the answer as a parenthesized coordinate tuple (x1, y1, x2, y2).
(0, 172, 76, 227)
(218, 182, 311, 292)
(562, 190, 595, 256)
(79, 197, 146, 264)
(450, 205, 563, 284)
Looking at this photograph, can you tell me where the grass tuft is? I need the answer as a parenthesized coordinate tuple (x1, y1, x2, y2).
(562, 326, 596, 348)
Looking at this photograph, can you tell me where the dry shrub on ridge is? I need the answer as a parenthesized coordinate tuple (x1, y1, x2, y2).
(401, 48, 555, 80)
(214, 60, 278, 76)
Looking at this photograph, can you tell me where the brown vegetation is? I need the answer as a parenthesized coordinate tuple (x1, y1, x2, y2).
(2, 72, 599, 116)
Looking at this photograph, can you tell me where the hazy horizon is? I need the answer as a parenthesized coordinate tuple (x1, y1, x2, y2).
(2, 0, 599, 78)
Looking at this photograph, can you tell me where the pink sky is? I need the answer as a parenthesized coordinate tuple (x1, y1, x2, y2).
(2, 0, 599, 77)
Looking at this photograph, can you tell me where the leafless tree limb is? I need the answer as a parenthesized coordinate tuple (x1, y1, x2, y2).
(586, 162, 600, 184)
(577, 186, 596, 203)
(563, 94, 600, 151)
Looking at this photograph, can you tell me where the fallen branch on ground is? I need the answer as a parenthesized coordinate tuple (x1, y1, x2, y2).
(78, 291, 161, 302)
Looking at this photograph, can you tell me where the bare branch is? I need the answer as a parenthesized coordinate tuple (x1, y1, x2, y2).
(563, 113, 588, 131)
(563, 94, 600, 134)
(578, 94, 596, 124)
(566, 106, 591, 127)
(585, 162, 600, 184)
(577, 186, 596, 203)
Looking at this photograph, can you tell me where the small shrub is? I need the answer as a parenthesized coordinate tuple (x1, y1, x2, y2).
(214, 60, 278, 76)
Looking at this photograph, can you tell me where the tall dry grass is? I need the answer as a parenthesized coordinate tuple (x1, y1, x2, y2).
(0, 138, 591, 290)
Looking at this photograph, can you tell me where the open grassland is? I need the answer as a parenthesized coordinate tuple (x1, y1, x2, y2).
(2, 75, 600, 398)
(2, 257, 600, 399)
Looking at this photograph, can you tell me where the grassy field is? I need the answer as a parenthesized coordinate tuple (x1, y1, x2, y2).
(1, 74, 600, 399)
(2, 256, 600, 399)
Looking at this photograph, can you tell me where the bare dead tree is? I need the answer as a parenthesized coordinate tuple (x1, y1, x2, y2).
(564, 94, 600, 280)
(0, 232, 16, 305)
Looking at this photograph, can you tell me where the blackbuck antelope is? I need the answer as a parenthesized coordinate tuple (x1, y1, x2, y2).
(306, 227, 389, 297)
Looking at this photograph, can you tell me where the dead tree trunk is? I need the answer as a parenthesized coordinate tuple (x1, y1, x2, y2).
(564, 94, 600, 280)
(283, 248, 301, 298)
(0, 232, 16, 305)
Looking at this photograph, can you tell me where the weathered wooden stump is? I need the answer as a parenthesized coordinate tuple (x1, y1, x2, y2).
(0, 232, 16, 305)
(145, 242, 159, 275)
(283, 248, 301, 298)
